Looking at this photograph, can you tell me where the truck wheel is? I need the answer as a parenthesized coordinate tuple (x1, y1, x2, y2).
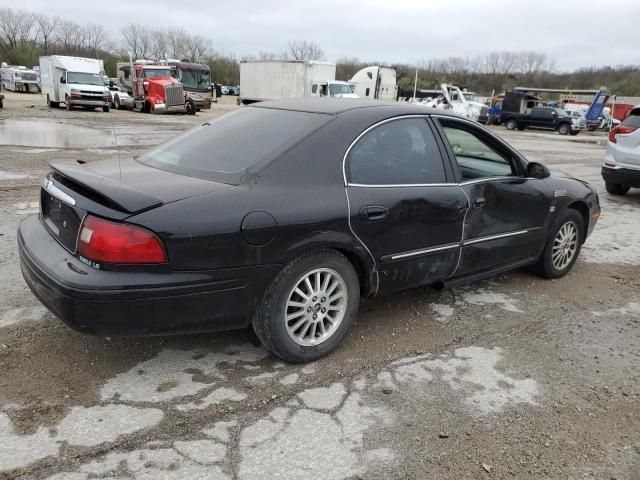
(558, 123, 570, 135)
(65, 96, 73, 111)
(505, 118, 518, 130)
(605, 182, 630, 195)
(186, 100, 196, 115)
(103, 105, 110, 113)
(47, 94, 59, 108)
(144, 101, 152, 113)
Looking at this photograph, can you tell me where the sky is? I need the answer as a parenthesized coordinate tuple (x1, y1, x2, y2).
(17, 0, 640, 71)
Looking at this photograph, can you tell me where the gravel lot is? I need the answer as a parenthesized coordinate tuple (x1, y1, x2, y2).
(1, 91, 639, 480)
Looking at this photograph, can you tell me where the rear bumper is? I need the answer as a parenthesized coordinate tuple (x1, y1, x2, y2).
(18, 215, 279, 336)
(601, 165, 640, 188)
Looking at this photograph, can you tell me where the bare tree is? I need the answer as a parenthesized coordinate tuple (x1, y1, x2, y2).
(287, 40, 324, 61)
(85, 23, 108, 56)
(184, 33, 211, 62)
(121, 24, 152, 59)
(35, 14, 59, 54)
(166, 27, 189, 59)
(0, 8, 36, 61)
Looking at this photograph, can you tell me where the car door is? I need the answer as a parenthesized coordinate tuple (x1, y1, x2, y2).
(345, 116, 467, 294)
(434, 116, 552, 277)
(529, 107, 547, 128)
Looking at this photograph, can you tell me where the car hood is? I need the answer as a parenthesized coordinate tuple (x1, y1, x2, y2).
(50, 159, 228, 214)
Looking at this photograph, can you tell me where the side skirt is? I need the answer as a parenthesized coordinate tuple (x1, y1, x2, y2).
(438, 257, 538, 290)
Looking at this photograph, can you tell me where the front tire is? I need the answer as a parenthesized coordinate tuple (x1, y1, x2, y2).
(605, 182, 630, 195)
(103, 105, 110, 113)
(558, 123, 571, 135)
(534, 209, 583, 279)
(65, 96, 73, 110)
(114, 96, 121, 110)
(253, 250, 360, 363)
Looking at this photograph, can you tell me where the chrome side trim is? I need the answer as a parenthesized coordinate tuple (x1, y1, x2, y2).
(463, 229, 529, 246)
(42, 178, 76, 206)
(388, 242, 459, 261)
(347, 182, 458, 188)
(459, 176, 516, 186)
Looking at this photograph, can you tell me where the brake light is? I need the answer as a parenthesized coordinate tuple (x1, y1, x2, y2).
(609, 125, 638, 143)
(77, 215, 166, 264)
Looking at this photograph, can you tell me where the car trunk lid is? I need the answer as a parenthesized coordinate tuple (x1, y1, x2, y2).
(41, 159, 228, 253)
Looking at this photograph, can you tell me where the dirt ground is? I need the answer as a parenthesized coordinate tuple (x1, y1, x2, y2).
(0, 90, 638, 480)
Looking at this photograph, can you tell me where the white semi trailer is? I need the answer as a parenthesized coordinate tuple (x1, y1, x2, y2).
(349, 66, 398, 101)
(0, 64, 39, 92)
(239, 60, 357, 104)
(39, 55, 110, 111)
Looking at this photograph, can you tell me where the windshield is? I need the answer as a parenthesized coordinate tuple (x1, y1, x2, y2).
(463, 93, 478, 102)
(139, 107, 331, 184)
(179, 69, 211, 90)
(554, 108, 570, 117)
(143, 68, 172, 78)
(329, 83, 354, 96)
(66, 72, 105, 86)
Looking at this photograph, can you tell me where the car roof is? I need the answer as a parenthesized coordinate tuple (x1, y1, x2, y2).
(252, 98, 451, 116)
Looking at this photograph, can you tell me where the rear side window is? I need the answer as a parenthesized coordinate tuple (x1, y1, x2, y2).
(621, 109, 640, 128)
(139, 108, 330, 184)
(346, 118, 447, 185)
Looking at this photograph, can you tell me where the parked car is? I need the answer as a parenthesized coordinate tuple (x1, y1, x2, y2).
(502, 106, 585, 135)
(18, 100, 600, 363)
(602, 105, 640, 195)
(107, 83, 133, 110)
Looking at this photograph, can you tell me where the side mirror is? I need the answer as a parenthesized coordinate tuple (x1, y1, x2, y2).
(59, 76, 66, 84)
(527, 162, 550, 179)
(109, 80, 115, 87)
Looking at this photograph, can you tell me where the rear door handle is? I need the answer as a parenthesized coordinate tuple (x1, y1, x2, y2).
(359, 205, 389, 222)
(472, 197, 487, 209)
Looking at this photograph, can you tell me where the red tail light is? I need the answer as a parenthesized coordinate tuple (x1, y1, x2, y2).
(77, 215, 167, 264)
(609, 125, 638, 143)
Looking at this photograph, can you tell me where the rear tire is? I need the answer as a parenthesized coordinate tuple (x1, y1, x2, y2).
(605, 182, 630, 195)
(47, 94, 59, 108)
(252, 250, 360, 363)
(505, 118, 518, 130)
(534, 209, 583, 279)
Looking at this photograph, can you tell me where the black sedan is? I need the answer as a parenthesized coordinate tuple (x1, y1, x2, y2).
(18, 99, 601, 363)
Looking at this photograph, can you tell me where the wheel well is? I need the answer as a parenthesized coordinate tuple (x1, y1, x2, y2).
(567, 201, 589, 240)
(332, 247, 376, 298)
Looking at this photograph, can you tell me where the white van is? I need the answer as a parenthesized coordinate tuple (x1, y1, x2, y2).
(39, 56, 110, 111)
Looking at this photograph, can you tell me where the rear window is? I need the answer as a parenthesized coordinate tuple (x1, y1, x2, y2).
(138, 108, 330, 184)
(621, 109, 640, 128)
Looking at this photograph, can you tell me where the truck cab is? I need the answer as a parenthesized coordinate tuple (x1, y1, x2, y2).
(118, 61, 188, 114)
(310, 81, 358, 98)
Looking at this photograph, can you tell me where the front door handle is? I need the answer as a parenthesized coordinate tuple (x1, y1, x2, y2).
(472, 197, 487, 209)
(359, 205, 389, 222)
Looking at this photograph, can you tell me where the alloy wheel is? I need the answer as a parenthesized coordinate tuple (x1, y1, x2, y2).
(552, 221, 578, 270)
(284, 268, 348, 346)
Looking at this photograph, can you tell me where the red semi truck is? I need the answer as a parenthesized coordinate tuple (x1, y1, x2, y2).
(116, 60, 193, 114)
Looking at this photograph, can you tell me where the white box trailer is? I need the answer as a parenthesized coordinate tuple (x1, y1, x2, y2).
(239, 60, 356, 104)
(0, 64, 39, 93)
(39, 55, 110, 111)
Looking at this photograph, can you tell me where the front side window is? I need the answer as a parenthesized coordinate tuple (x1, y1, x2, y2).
(439, 122, 516, 180)
(347, 118, 447, 185)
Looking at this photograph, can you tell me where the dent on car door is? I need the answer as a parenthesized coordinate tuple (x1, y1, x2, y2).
(345, 116, 467, 294)
(435, 118, 552, 276)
